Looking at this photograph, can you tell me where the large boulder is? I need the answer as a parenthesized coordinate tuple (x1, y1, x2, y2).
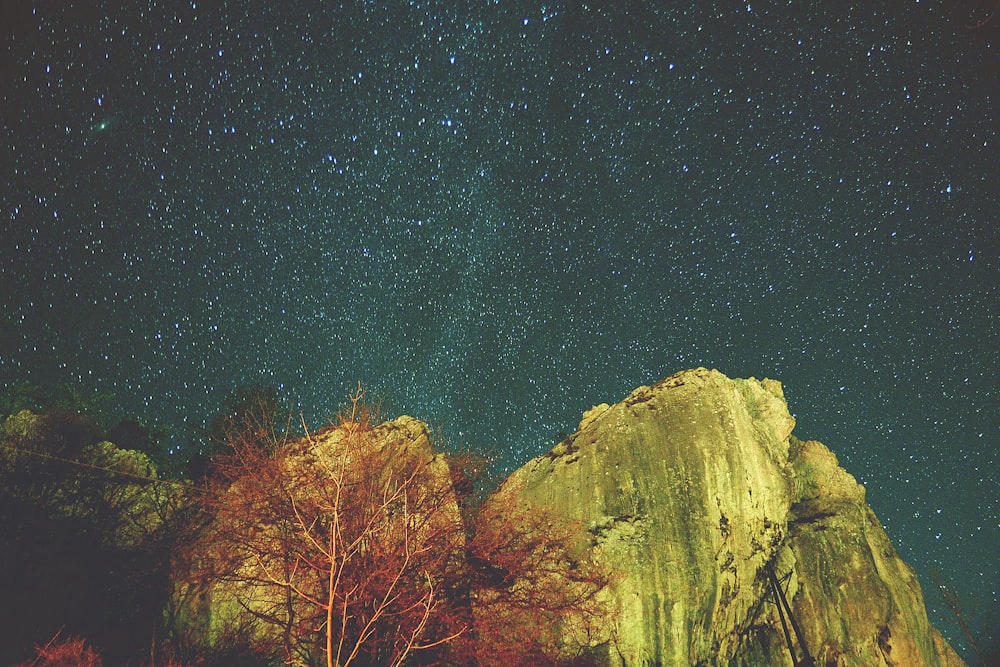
(491, 368, 965, 666)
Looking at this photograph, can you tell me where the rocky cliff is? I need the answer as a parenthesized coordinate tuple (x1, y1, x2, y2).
(487, 368, 965, 666)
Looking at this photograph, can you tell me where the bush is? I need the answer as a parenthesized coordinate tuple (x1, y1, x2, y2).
(13, 634, 102, 667)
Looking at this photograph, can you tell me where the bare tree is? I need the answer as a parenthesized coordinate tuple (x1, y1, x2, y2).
(184, 384, 612, 666)
(197, 384, 465, 667)
(933, 570, 998, 667)
(448, 478, 612, 666)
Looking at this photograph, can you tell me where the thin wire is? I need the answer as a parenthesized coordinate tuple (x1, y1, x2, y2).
(0, 441, 196, 488)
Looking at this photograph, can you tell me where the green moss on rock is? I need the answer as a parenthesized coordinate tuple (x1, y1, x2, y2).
(497, 368, 965, 667)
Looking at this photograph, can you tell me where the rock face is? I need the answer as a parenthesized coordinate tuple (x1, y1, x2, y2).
(173, 415, 464, 660)
(492, 368, 965, 666)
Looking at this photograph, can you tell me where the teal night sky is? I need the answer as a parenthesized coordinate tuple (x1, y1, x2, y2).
(2, 2, 997, 658)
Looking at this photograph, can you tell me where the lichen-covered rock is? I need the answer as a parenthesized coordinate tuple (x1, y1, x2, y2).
(772, 437, 966, 667)
(496, 368, 965, 666)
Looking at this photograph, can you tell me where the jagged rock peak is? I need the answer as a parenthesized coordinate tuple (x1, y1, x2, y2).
(490, 368, 965, 667)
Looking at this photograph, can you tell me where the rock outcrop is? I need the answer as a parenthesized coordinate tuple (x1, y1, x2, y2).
(172, 415, 464, 661)
(488, 368, 965, 666)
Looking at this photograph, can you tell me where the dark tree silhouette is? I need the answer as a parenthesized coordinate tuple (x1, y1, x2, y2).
(0, 408, 184, 665)
(182, 384, 288, 481)
(933, 570, 999, 667)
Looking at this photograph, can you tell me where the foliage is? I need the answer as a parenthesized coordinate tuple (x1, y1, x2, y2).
(455, 488, 612, 666)
(12, 633, 104, 667)
(0, 381, 115, 429)
(182, 384, 290, 481)
(0, 408, 188, 666)
(436, 449, 612, 665)
(0, 382, 611, 665)
(11, 630, 208, 667)
(0, 380, 50, 419)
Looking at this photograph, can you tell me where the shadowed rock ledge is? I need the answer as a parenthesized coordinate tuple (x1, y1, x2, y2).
(485, 368, 965, 666)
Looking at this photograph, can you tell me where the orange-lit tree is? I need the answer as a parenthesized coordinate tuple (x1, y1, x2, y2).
(188, 384, 611, 666)
(196, 384, 465, 667)
(455, 488, 612, 666)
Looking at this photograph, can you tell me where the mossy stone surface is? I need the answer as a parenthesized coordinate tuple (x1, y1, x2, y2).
(498, 368, 965, 667)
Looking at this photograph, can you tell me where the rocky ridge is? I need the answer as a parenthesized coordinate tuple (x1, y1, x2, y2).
(485, 367, 965, 666)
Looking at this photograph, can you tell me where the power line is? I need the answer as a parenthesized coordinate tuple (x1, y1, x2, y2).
(0, 441, 196, 489)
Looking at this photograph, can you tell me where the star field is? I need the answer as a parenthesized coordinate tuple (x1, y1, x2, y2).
(2, 1, 998, 658)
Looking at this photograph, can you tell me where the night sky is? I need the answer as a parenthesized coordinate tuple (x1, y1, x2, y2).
(3, 1, 997, 658)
